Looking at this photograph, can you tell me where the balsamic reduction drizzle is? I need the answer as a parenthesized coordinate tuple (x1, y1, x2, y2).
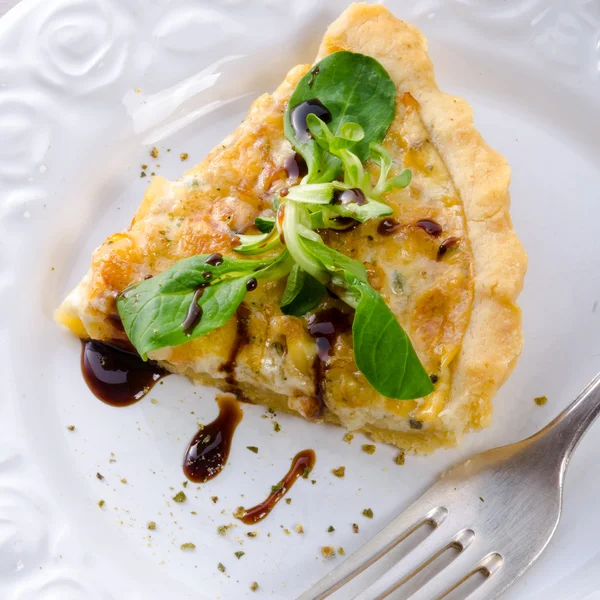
(219, 305, 251, 387)
(415, 219, 442, 237)
(377, 217, 402, 236)
(81, 340, 168, 407)
(182, 288, 204, 335)
(332, 188, 367, 206)
(205, 253, 224, 267)
(437, 237, 459, 260)
(235, 449, 316, 524)
(331, 217, 359, 232)
(284, 152, 308, 180)
(307, 308, 352, 415)
(307, 66, 320, 88)
(183, 395, 243, 483)
(289, 99, 332, 143)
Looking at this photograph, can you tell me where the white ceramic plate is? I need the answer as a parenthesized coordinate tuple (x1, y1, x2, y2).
(1, 1, 600, 598)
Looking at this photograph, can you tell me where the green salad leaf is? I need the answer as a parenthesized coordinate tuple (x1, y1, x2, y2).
(284, 51, 396, 183)
(254, 216, 275, 233)
(300, 236, 367, 294)
(233, 229, 281, 255)
(350, 279, 434, 400)
(154, 255, 269, 294)
(298, 238, 433, 399)
(281, 265, 326, 317)
(118, 252, 292, 358)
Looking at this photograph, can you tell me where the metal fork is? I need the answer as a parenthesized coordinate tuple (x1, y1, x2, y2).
(299, 373, 600, 600)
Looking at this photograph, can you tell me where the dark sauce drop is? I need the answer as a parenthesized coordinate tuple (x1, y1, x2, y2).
(182, 288, 204, 335)
(332, 188, 367, 206)
(81, 340, 168, 407)
(332, 217, 359, 232)
(284, 153, 308, 180)
(205, 253, 224, 267)
(235, 449, 316, 524)
(307, 65, 320, 88)
(416, 219, 443, 237)
(246, 278, 258, 292)
(378, 218, 402, 236)
(219, 305, 251, 387)
(308, 308, 352, 343)
(437, 237, 459, 260)
(290, 99, 332, 143)
(183, 395, 243, 483)
(307, 309, 352, 414)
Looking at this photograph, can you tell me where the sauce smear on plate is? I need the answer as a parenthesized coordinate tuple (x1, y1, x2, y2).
(81, 340, 168, 406)
(183, 395, 243, 483)
(235, 449, 316, 524)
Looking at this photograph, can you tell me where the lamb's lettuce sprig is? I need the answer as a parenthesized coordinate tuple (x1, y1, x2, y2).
(237, 117, 411, 254)
(275, 115, 412, 313)
(306, 114, 412, 199)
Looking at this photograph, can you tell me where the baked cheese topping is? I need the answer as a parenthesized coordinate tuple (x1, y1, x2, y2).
(323, 92, 474, 430)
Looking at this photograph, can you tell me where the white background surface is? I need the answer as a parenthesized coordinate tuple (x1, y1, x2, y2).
(1, 1, 600, 599)
(0, 1, 16, 18)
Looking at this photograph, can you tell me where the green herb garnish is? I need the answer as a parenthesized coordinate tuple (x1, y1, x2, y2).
(117, 51, 433, 401)
(180, 542, 195, 551)
(172, 491, 187, 503)
(332, 466, 345, 478)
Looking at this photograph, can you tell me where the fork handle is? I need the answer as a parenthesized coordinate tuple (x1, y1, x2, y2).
(534, 371, 600, 465)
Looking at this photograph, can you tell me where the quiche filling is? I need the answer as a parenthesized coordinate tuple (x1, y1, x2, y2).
(56, 4, 526, 453)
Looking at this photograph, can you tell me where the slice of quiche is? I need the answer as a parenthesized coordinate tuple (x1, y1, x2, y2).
(56, 4, 526, 453)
